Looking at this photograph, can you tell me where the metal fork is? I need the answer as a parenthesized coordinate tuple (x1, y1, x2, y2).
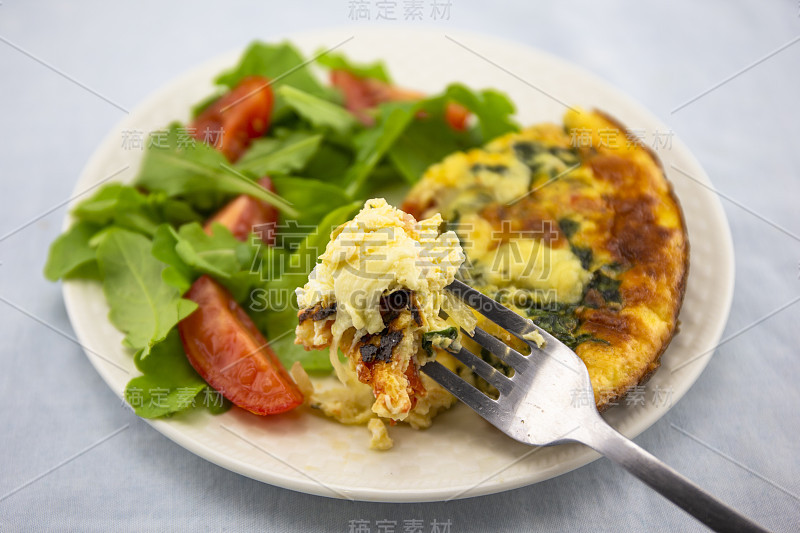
(421, 280, 768, 532)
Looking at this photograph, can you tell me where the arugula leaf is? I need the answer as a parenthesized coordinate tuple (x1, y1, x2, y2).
(302, 141, 354, 184)
(134, 124, 298, 217)
(255, 202, 361, 372)
(436, 84, 519, 142)
(342, 84, 518, 194)
(70, 183, 204, 238)
(174, 223, 252, 280)
(277, 85, 358, 135)
(152, 222, 261, 303)
(152, 225, 194, 293)
(44, 221, 101, 281)
(148, 194, 205, 227)
(271, 176, 350, 227)
(315, 50, 392, 82)
(175, 222, 263, 302)
(72, 184, 147, 224)
(124, 329, 224, 418)
(235, 132, 322, 176)
(344, 102, 417, 196)
(272, 203, 361, 295)
(388, 116, 470, 184)
(71, 184, 160, 237)
(215, 42, 329, 95)
(97, 228, 197, 356)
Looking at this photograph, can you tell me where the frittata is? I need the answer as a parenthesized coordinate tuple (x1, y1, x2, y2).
(402, 109, 688, 408)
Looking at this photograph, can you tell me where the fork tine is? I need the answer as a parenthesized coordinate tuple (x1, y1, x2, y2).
(421, 361, 499, 415)
(468, 327, 529, 370)
(448, 345, 514, 395)
(447, 279, 540, 340)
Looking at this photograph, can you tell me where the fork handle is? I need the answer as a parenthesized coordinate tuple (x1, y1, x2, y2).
(578, 422, 769, 532)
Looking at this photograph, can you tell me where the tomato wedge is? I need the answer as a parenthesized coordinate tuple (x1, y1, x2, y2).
(330, 69, 469, 130)
(192, 75, 274, 162)
(179, 275, 304, 415)
(204, 176, 278, 245)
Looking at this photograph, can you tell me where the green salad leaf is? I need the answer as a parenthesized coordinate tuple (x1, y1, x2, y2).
(436, 83, 519, 142)
(277, 85, 358, 135)
(151, 224, 195, 293)
(342, 85, 518, 195)
(174, 222, 262, 302)
(301, 141, 354, 184)
(71, 185, 155, 237)
(69, 183, 205, 239)
(236, 132, 323, 176)
(388, 115, 470, 184)
(173, 223, 253, 280)
(43, 220, 101, 281)
(97, 228, 197, 356)
(135, 124, 298, 217)
(124, 329, 230, 418)
(152, 222, 262, 303)
(315, 50, 392, 82)
(271, 176, 350, 227)
(344, 102, 418, 196)
(72, 183, 149, 224)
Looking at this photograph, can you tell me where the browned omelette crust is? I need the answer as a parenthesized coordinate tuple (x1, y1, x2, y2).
(402, 109, 689, 409)
(576, 111, 688, 407)
(577, 111, 689, 407)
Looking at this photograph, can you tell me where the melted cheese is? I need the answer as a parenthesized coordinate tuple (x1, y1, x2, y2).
(296, 198, 464, 344)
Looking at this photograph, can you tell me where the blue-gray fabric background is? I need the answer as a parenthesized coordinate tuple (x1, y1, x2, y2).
(1, 1, 798, 531)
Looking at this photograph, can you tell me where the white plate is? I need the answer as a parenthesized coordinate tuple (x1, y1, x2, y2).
(62, 27, 734, 502)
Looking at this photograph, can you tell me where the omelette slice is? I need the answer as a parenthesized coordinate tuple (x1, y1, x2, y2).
(294, 198, 474, 421)
(402, 109, 688, 409)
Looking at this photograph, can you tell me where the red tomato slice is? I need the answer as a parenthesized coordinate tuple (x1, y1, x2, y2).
(443, 102, 470, 131)
(179, 275, 304, 415)
(204, 176, 278, 245)
(330, 69, 469, 130)
(192, 76, 274, 162)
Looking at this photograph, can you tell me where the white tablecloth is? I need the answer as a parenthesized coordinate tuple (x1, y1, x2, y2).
(1, 1, 798, 531)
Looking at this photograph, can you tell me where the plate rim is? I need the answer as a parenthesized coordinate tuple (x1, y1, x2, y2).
(61, 26, 735, 502)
